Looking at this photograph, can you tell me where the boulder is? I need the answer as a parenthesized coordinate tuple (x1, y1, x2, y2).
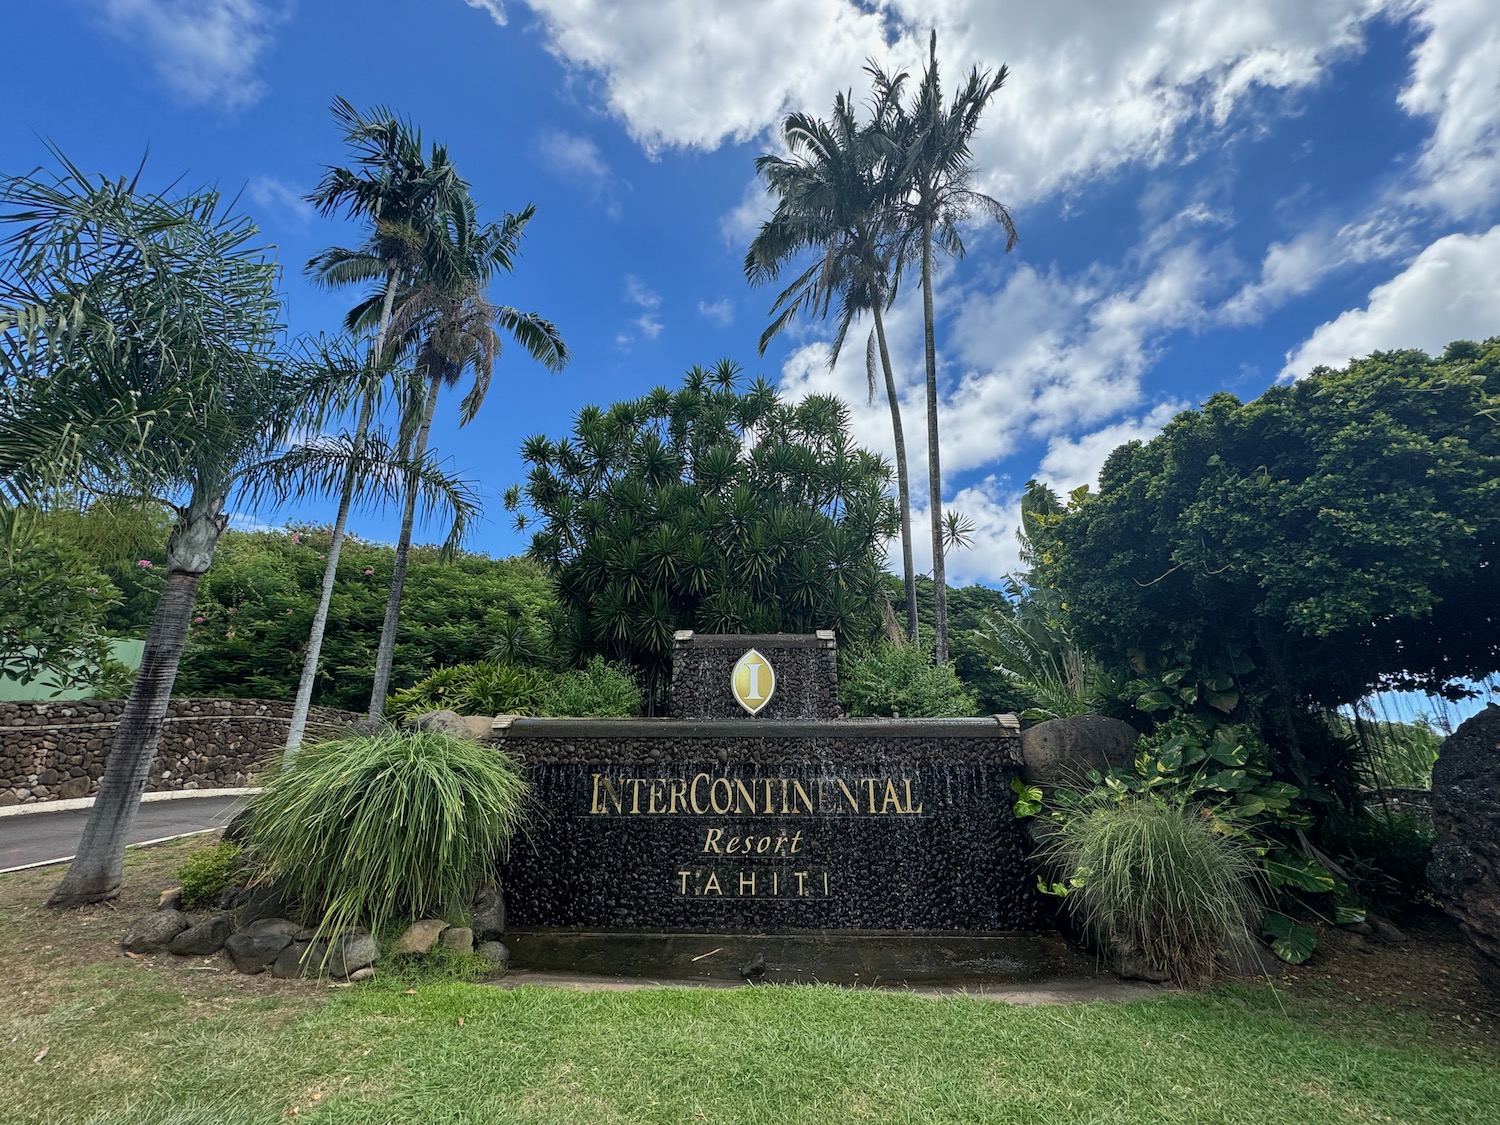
(240, 917, 303, 939)
(328, 933, 380, 978)
(476, 941, 510, 969)
(439, 926, 474, 955)
(1019, 715, 1139, 789)
(394, 919, 449, 956)
(230, 882, 290, 924)
(347, 967, 376, 983)
(461, 715, 494, 740)
(168, 914, 234, 956)
(471, 882, 506, 940)
(1429, 706, 1500, 992)
(223, 931, 294, 974)
(271, 940, 318, 979)
(158, 886, 184, 911)
(1216, 933, 1288, 979)
(408, 709, 472, 738)
(221, 807, 255, 846)
(121, 909, 189, 954)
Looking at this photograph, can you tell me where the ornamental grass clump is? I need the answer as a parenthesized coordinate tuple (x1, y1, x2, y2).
(1041, 795, 1261, 985)
(246, 729, 529, 942)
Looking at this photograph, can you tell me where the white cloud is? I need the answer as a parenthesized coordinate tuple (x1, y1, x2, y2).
(97, 0, 288, 109)
(537, 130, 627, 216)
(515, 0, 1390, 206)
(1037, 402, 1187, 494)
(465, 0, 508, 26)
(1399, 0, 1500, 220)
(697, 298, 735, 328)
(1281, 224, 1500, 377)
(906, 477, 1027, 587)
(619, 274, 663, 343)
(246, 175, 312, 227)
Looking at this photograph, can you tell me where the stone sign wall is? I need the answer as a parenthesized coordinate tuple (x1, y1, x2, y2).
(0, 698, 359, 805)
(668, 631, 840, 720)
(491, 716, 1040, 931)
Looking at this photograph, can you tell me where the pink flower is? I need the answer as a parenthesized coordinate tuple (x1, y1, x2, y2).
(193, 616, 205, 624)
(362, 567, 374, 576)
(136, 559, 154, 569)
(291, 532, 302, 544)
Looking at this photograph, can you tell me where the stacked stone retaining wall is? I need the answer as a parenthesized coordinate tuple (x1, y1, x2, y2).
(0, 698, 360, 806)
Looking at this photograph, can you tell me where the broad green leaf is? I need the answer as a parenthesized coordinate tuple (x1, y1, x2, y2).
(1265, 854, 1336, 893)
(1262, 913, 1317, 964)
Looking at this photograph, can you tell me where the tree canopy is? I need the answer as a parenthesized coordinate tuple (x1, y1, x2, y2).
(510, 360, 899, 703)
(1029, 340, 1500, 712)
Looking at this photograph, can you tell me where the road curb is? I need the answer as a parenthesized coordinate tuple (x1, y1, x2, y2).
(0, 788, 261, 819)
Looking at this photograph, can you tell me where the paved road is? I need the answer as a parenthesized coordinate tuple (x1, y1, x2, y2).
(0, 795, 246, 872)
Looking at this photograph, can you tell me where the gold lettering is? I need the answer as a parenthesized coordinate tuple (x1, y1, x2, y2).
(677, 871, 691, 894)
(590, 773, 602, 814)
(823, 872, 830, 896)
(864, 778, 878, 813)
(601, 777, 624, 815)
(690, 773, 709, 814)
(739, 871, 757, 895)
(703, 872, 722, 896)
(794, 871, 808, 896)
(734, 779, 757, 814)
(764, 777, 775, 812)
(726, 834, 741, 854)
(779, 777, 790, 813)
(881, 779, 902, 815)
(772, 871, 780, 895)
(790, 779, 814, 814)
(756, 835, 770, 854)
(710, 777, 733, 815)
(702, 828, 724, 853)
(629, 778, 643, 814)
(790, 830, 803, 853)
(648, 779, 665, 814)
(904, 778, 922, 814)
(668, 777, 688, 814)
(835, 778, 860, 813)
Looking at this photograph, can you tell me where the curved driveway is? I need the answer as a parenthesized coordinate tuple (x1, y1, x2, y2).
(0, 794, 245, 872)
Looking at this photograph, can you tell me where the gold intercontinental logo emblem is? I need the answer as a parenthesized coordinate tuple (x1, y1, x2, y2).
(731, 649, 776, 715)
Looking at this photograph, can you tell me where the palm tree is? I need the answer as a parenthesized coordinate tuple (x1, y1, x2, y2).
(365, 196, 569, 720)
(746, 81, 923, 643)
(0, 157, 476, 906)
(285, 99, 466, 755)
(882, 31, 1018, 662)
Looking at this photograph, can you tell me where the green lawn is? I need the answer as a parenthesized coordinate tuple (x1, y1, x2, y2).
(4, 841, 1498, 1124)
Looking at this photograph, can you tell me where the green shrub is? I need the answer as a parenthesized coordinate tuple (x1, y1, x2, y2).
(1038, 795, 1261, 985)
(246, 730, 529, 941)
(840, 643, 978, 717)
(389, 658, 641, 721)
(175, 841, 243, 909)
(1321, 808, 1437, 916)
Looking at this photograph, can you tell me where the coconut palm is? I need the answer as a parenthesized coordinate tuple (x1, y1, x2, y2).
(746, 80, 922, 643)
(364, 196, 569, 720)
(880, 31, 1018, 662)
(285, 99, 466, 754)
(0, 156, 477, 906)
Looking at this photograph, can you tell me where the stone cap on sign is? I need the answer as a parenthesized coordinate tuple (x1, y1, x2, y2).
(668, 632, 841, 720)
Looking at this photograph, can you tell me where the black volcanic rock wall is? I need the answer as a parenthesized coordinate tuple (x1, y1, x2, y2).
(491, 716, 1040, 932)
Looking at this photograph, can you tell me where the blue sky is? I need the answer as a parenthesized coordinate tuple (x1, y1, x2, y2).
(6, 1, 1499, 588)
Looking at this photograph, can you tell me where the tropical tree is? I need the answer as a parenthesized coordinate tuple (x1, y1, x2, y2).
(0, 157, 471, 906)
(746, 82, 921, 642)
(508, 360, 899, 706)
(364, 194, 568, 719)
(287, 97, 465, 753)
(880, 31, 1018, 662)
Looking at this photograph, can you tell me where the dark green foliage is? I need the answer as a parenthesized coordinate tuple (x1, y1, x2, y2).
(0, 510, 120, 690)
(1030, 341, 1500, 714)
(1341, 713, 1443, 791)
(1036, 794, 1261, 985)
(247, 729, 529, 941)
(511, 361, 899, 706)
(839, 642, 977, 717)
(889, 575, 1035, 714)
(389, 656, 641, 720)
(163, 527, 555, 709)
(175, 841, 243, 910)
(1319, 809, 1437, 918)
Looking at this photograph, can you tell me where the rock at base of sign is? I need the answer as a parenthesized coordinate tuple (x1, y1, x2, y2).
(439, 926, 474, 955)
(472, 881, 505, 940)
(169, 914, 234, 956)
(476, 941, 510, 968)
(1019, 716, 1139, 789)
(224, 931, 294, 975)
(394, 919, 449, 956)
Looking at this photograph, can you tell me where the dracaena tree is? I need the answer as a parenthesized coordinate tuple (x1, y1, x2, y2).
(507, 360, 899, 707)
(0, 153, 474, 906)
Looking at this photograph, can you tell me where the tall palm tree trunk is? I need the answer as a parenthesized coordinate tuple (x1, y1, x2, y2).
(48, 491, 227, 906)
(285, 268, 399, 755)
(919, 219, 950, 662)
(872, 303, 918, 644)
(366, 375, 441, 720)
